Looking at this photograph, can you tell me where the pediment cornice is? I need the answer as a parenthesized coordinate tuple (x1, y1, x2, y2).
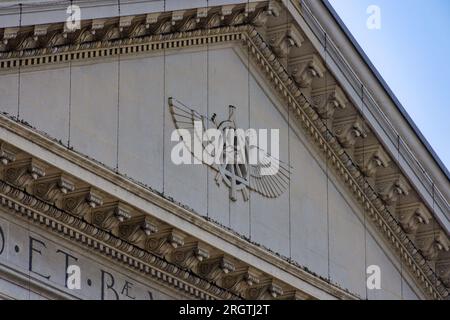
(0, 0, 448, 299)
(0, 136, 353, 300)
(298, 0, 449, 228)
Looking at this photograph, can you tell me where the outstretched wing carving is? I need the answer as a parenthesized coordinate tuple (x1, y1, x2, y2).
(168, 97, 291, 201)
(247, 146, 290, 198)
(168, 97, 217, 168)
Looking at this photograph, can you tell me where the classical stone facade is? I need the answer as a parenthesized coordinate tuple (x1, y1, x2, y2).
(0, 0, 448, 300)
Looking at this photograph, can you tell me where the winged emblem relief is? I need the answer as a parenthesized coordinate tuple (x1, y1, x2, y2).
(168, 97, 291, 202)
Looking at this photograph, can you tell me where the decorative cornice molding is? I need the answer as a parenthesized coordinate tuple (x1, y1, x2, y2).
(289, 54, 325, 89)
(242, 26, 448, 299)
(0, 125, 354, 300)
(0, 142, 17, 165)
(376, 173, 411, 207)
(415, 230, 450, 261)
(92, 202, 132, 230)
(0, 3, 271, 68)
(353, 143, 391, 178)
(118, 215, 159, 244)
(332, 114, 368, 149)
(396, 202, 432, 234)
(436, 254, 450, 287)
(298, 0, 449, 234)
(0, 166, 329, 300)
(0, 180, 234, 300)
(267, 23, 304, 58)
(33, 173, 75, 204)
(0, 1, 447, 299)
(3, 158, 46, 189)
(61, 187, 103, 218)
(310, 84, 346, 119)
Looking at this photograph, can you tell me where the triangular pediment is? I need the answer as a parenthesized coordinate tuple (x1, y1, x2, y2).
(0, 0, 448, 300)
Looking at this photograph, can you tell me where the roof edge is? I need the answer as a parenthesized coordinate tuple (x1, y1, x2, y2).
(321, 0, 450, 182)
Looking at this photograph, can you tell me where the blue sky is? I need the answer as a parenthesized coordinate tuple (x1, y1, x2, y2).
(328, 0, 450, 171)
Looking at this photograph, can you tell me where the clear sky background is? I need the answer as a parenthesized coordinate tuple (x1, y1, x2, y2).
(328, 0, 450, 171)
